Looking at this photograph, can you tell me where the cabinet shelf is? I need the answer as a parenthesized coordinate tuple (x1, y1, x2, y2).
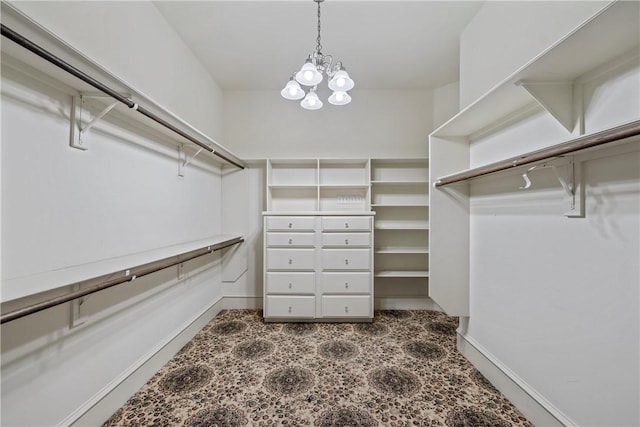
(319, 184, 369, 189)
(375, 247, 429, 254)
(370, 158, 430, 286)
(371, 180, 428, 185)
(375, 270, 429, 278)
(371, 203, 429, 207)
(374, 224, 429, 230)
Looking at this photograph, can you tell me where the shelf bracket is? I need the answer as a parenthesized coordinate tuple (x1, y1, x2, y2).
(70, 94, 123, 151)
(516, 80, 574, 133)
(519, 157, 583, 217)
(178, 145, 204, 177)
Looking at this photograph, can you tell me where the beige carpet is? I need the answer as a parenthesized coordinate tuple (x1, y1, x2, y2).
(103, 309, 532, 426)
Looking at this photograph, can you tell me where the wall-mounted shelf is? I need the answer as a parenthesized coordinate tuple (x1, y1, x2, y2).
(1, 234, 244, 305)
(433, 1, 639, 139)
(1, 3, 244, 170)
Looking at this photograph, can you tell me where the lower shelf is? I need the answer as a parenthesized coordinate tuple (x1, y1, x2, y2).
(374, 270, 429, 278)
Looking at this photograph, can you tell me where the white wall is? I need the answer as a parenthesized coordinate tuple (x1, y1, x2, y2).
(223, 89, 434, 158)
(1, 2, 231, 425)
(459, 1, 611, 108)
(458, 3, 639, 425)
(8, 0, 225, 141)
(433, 81, 460, 128)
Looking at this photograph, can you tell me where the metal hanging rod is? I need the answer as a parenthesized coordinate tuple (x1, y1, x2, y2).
(434, 120, 640, 187)
(0, 237, 244, 325)
(0, 23, 244, 170)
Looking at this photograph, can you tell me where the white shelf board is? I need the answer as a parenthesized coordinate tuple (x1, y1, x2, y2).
(269, 184, 317, 189)
(431, 1, 639, 139)
(375, 270, 430, 278)
(1, 234, 243, 303)
(371, 181, 428, 185)
(371, 203, 429, 207)
(374, 224, 429, 230)
(375, 247, 429, 254)
(319, 184, 369, 189)
(263, 211, 375, 216)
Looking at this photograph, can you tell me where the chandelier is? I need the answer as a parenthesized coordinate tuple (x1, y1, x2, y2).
(280, 0, 354, 110)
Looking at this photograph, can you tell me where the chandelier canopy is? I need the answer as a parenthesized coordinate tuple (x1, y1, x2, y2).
(281, 0, 354, 110)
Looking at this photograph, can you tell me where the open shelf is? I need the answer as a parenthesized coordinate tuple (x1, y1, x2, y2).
(375, 247, 429, 254)
(375, 271, 430, 278)
(370, 158, 429, 284)
(266, 159, 372, 213)
(432, 1, 639, 139)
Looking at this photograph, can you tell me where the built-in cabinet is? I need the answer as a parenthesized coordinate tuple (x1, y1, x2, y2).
(263, 159, 375, 321)
(263, 158, 432, 320)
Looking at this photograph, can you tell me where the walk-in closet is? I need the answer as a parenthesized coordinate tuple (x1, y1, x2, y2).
(1, 1, 638, 426)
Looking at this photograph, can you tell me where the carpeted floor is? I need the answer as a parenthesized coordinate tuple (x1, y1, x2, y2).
(104, 309, 533, 426)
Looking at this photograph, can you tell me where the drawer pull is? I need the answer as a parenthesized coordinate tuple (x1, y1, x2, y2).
(345, 222, 349, 229)
(344, 259, 349, 265)
(288, 223, 293, 228)
(288, 259, 293, 265)
(345, 239, 349, 245)
(288, 283, 292, 289)
(345, 306, 349, 313)
(288, 306, 292, 313)
(288, 238, 293, 244)
(345, 282, 349, 289)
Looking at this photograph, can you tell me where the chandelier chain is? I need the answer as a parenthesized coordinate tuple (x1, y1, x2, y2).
(316, 0, 322, 54)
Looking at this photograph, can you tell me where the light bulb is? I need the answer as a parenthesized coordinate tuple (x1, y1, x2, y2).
(308, 97, 316, 106)
(328, 90, 351, 106)
(303, 70, 314, 82)
(288, 87, 297, 96)
(328, 68, 354, 91)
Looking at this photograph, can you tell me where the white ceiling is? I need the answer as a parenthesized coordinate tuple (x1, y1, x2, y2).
(154, 1, 483, 91)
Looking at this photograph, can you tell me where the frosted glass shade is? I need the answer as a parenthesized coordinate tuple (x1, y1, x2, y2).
(328, 69, 354, 91)
(281, 78, 305, 100)
(295, 59, 323, 86)
(328, 91, 352, 106)
(300, 90, 323, 110)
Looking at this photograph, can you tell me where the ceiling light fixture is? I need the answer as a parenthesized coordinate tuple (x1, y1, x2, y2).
(281, 0, 354, 110)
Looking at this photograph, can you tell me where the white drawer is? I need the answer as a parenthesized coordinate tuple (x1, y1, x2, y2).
(266, 272, 315, 294)
(321, 295, 372, 317)
(322, 216, 371, 231)
(266, 216, 315, 231)
(266, 249, 315, 270)
(322, 233, 370, 247)
(265, 296, 315, 318)
(322, 249, 371, 270)
(267, 232, 315, 247)
(322, 272, 371, 294)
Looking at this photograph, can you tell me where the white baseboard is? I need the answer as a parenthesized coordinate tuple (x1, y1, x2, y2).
(223, 296, 262, 310)
(68, 297, 225, 427)
(457, 331, 575, 427)
(375, 296, 442, 311)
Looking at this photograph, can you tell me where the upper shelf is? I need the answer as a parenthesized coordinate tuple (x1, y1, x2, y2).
(0, 2, 245, 169)
(432, 1, 639, 139)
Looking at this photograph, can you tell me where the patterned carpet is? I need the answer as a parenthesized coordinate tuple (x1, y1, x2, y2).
(104, 310, 532, 426)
